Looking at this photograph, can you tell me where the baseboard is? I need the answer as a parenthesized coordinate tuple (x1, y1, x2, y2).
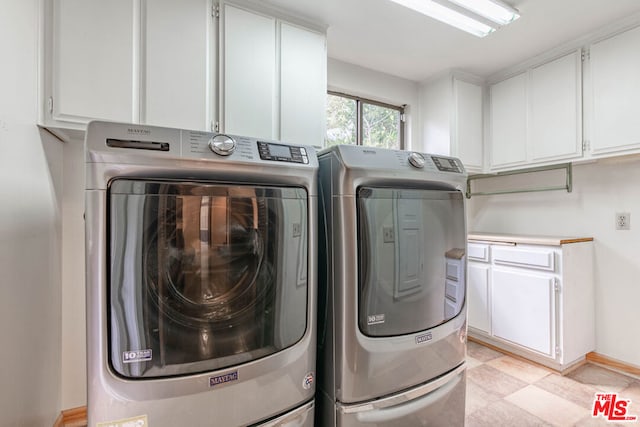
(54, 406, 87, 427)
(586, 352, 640, 378)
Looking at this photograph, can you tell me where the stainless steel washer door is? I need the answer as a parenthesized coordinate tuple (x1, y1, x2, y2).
(357, 186, 466, 337)
(108, 179, 309, 378)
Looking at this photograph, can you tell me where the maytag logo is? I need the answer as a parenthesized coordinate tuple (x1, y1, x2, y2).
(415, 332, 433, 344)
(362, 149, 376, 155)
(209, 371, 239, 387)
(127, 127, 151, 136)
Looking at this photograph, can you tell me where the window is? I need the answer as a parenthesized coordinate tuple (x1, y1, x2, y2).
(326, 91, 405, 150)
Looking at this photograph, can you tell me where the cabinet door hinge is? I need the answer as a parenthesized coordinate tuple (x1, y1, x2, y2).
(400, 113, 406, 123)
(211, 121, 219, 132)
(212, 4, 220, 18)
(581, 49, 590, 62)
(554, 278, 561, 293)
(48, 96, 53, 114)
(582, 140, 590, 152)
(555, 346, 562, 357)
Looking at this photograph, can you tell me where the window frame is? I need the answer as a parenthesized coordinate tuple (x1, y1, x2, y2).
(327, 90, 406, 150)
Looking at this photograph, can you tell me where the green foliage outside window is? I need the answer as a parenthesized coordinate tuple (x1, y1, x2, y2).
(325, 92, 403, 149)
(326, 94, 356, 146)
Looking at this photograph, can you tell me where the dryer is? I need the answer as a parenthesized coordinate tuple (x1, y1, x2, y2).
(317, 145, 467, 426)
(85, 121, 318, 426)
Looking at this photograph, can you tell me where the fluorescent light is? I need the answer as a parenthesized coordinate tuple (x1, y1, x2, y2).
(447, 0, 520, 25)
(389, 0, 495, 37)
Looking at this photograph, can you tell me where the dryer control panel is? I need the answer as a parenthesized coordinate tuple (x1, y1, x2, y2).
(258, 141, 309, 164)
(431, 155, 463, 173)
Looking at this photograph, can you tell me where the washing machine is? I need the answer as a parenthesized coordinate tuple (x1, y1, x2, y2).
(85, 121, 318, 426)
(317, 145, 468, 426)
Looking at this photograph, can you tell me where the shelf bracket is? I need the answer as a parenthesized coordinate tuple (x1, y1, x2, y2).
(466, 163, 573, 199)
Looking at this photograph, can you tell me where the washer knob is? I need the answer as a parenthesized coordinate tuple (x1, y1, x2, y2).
(208, 134, 236, 156)
(408, 152, 426, 168)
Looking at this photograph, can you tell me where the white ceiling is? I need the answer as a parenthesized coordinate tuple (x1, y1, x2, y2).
(261, 0, 640, 82)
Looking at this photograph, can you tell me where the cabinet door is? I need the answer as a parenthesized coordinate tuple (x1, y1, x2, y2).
(144, 0, 212, 131)
(490, 73, 528, 169)
(591, 25, 640, 155)
(468, 263, 490, 334)
(52, 0, 135, 123)
(492, 268, 554, 356)
(530, 51, 582, 162)
(280, 23, 326, 147)
(454, 80, 484, 171)
(223, 5, 276, 139)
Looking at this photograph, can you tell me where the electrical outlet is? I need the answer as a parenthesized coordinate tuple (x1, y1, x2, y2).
(383, 227, 394, 243)
(616, 212, 631, 230)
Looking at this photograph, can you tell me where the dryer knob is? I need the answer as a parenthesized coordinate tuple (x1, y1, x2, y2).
(408, 152, 426, 168)
(208, 134, 236, 156)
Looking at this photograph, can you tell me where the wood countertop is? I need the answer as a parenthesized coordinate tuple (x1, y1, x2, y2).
(468, 232, 594, 246)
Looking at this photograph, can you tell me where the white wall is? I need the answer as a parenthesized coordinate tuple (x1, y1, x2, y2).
(469, 157, 640, 367)
(327, 58, 420, 150)
(61, 138, 86, 408)
(0, 0, 63, 424)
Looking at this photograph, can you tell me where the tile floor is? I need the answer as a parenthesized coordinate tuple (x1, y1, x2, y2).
(466, 340, 640, 426)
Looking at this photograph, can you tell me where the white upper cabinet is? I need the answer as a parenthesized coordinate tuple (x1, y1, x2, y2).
(489, 72, 528, 169)
(143, 0, 214, 131)
(453, 80, 484, 171)
(222, 5, 276, 139)
(590, 25, 640, 156)
(43, 0, 215, 132)
(489, 50, 583, 171)
(420, 76, 484, 173)
(221, 4, 326, 146)
(41, 0, 326, 141)
(50, 0, 136, 125)
(280, 22, 327, 147)
(529, 51, 582, 162)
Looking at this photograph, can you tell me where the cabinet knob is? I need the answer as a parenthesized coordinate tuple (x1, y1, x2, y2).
(208, 134, 236, 156)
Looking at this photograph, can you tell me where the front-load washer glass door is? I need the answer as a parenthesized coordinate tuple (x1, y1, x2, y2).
(357, 186, 465, 337)
(108, 179, 308, 378)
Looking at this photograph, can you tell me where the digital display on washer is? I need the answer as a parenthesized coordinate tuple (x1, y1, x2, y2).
(257, 141, 309, 164)
(268, 144, 292, 158)
(431, 156, 462, 173)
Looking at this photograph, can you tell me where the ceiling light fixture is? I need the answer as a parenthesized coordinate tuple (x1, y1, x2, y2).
(447, 0, 520, 26)
(388, 0, 519, 37)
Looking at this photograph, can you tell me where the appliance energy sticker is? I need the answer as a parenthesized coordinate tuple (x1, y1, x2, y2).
(122, 349, 152, 363)
(367, 314, 385, 325)
(302, 372, 315, 390)
(209, 371, 239, 387)
(97, 414, 147, 427)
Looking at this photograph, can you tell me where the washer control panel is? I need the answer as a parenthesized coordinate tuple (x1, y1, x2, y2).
(258, 141, 309, 164)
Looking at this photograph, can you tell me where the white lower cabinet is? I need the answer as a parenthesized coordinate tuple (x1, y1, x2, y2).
(467, 238, 595, 371)
(491, 268, 554, 356)
(467, 263, 490, 334)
